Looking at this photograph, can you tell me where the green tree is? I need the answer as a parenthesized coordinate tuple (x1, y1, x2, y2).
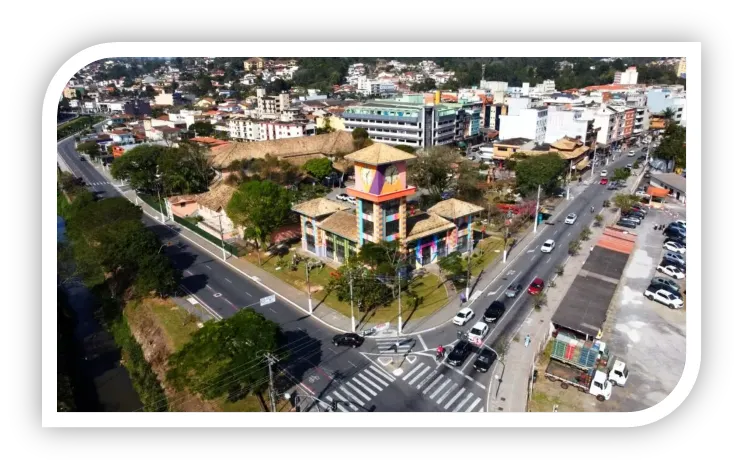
(76, 141, 101, 158)
(662, 107, 675, 119)
(515, 152, 566, 195)
(407, 146, 459, 201)
(357, 240, 408, 276)
(316, 117, 335, 135)
(351, 128, 371, 149)
(189, 121, 214, 137)
(568, 240, 581, 256)
(438, 251, 465, 281)
(111, 144, 167, 194)
(611, 167, 631, 181)
(411, 78, 436, 92)
(167, 308, 283, 401)
(454, 159, 483, 202)
(394, 145, 417, 154)
(613, 193, 641, 213)
(655, 121, 686, 169)
(302, 158, 333, 181)
(226, 180, 292, 261)
(329, 264, 393, 314)
(159, 143, 214, 195)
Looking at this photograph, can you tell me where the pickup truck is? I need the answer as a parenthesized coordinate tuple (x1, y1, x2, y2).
(545, 359, 613, 401)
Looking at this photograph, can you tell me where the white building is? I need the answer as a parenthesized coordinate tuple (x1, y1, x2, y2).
(544, 106, 594, 144)
(228, 118, 314, 141)
(580, 105, 621, 146)
(257, 92, 291, 119)
(613, 66, 639, 85)
(498, 106, 548, 143)
(534, 80, 556, 94)
(154, 92, 174, 106)
(357, 76, 397, 96)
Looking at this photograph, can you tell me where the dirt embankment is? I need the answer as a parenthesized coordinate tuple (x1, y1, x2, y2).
(124, 298, 219, 412)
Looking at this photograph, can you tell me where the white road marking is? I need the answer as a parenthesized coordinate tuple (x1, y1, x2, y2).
(478, 407, 484, 412)
(357, 373, 383, 392)
(331, 392, 358, 411)
(444, 387, 466, 410)
(408, 366, 431, 386)
(339, 386, 365, 406)
(345, 381, 371, 400)
(429, 378, 452, 399)
(245, 292, 252, 297)
(531, 254, 537, 261)
(417, 334, 428, 351)
(436, 383, 458, 405)
(365, 363, 395, 382)
(362, 368, 389, 386)
(205, 265, 212, 270)
(403, 363, 425, 381)
(351, 377, 377, 396)
(224, 278, 232, 283)
(526, 249, 535, 253)
(416, 367, 440, 389)
(453, 393, 473, 412)
(422, 374, 445, 394)
(185, 269, 193, 275)
(475, 381, 486, 390)
(465, 397, 482, 412)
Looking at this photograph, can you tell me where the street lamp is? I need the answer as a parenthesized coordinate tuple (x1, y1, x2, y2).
(155, 166, 165, 223)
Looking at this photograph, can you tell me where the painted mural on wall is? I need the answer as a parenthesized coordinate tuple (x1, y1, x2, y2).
(355, 162, 407, 195)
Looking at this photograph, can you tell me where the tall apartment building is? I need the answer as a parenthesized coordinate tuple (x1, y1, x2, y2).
(228, 117, 314, 141)
(341, 95, 481, 148)
(498, 106, 548, 143)
(613, 66, 639, 85)
(544, 106, 594, 144)
(647, 89, 686, 125)
(256, 91, 291, 119)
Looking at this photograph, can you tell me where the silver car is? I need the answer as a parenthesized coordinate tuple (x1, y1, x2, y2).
(663, 251, 685, 265)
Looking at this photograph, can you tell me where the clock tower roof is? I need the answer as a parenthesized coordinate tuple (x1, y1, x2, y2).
(344, 143, 417, 167)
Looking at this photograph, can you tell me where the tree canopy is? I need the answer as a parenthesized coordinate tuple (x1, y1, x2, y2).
(515, 153, 566, 195)
(226, 180, 292, 250)
(407, 146, 459, 202)
(302, 158, 333, 181)
(611, 167, 631, 182)
(167, 308, 283, 401)
(76, 141, 101, 158)
(655, 121, 686, 169)
(189, 121, 214, 137)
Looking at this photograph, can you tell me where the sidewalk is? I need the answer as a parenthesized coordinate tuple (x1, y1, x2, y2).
(487, 165, 647, 412)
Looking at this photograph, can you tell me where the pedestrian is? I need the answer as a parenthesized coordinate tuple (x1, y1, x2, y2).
(524, 334, 531, 347)
(460, 292, 466, 305)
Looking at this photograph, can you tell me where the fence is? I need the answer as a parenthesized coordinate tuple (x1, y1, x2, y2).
(173, 215, 240, 256)
(139, 194, 166, 215)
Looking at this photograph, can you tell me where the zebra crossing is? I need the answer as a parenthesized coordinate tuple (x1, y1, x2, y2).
(400, 359, 485, 412)
(87, 181, 111, 186)
(323, 365, 395, 412)
(374, 337, 415, 355)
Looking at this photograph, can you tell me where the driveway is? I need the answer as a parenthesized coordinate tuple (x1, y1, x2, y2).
(602, 201, 687, 412)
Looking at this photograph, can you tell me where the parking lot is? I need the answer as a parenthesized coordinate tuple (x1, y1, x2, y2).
(602, 200, 687, 412)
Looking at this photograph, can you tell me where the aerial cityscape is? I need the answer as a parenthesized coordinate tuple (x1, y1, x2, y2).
(56, 56, 688, 414)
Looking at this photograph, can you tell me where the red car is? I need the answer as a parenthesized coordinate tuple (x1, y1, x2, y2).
(528, 278, 545, 295)
(600, 178, 609, 185)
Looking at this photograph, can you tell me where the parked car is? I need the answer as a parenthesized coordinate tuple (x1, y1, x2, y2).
(452, 308, 475, 326)
(447, 340, 473, 366)
(650, 276, 681, 293)
(483, 301, 505, 323)
(467, 321, 489, 344)
(527, 278, 545, 295)
(616, 219, 637, 229)
(661, 258, 686, 274)
(668, 221, 686, 232)
(335, 193, 348, 202)
(607, 182, 619, 190)
(332, 333, 364, 348)
(627, 207, 646, 218)
(663, 251, 685, 265)
(644, 284, 684, 309)
(664, 236, 686, 247)
(625, 164, 633, 170)
(564, 213, 578, 225)
(663, 241, 686, 254)
(541, 239, 556, 253)
(657, 263, 685, 279)
(635, 190, 647, 197)
(632, 204, 648, 215)
(473, 347, 498, 373)
(504, 282, 523, 298)
(664, 227, 686, 239)
(628, 150, 636, 156)
(621, 214, 642, 225)
(553, 188, 566, 198)
(600, 170, 608, 177)
(600, 178, 609, 185)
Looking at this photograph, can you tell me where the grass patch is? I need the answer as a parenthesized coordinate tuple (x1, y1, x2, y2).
(470, 236, 505, 277)
(220, 392, 292, 412)
(250, 250, 449, 323)
(125, 298, 201, 353)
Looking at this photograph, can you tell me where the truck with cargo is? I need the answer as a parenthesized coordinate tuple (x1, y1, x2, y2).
(544, 359, 613, 401)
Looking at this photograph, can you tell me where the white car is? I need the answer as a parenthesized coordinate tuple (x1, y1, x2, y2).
(468, 321, 489, 344)
(628, 150, 636, 156)
(346, 195, 356, 203)
(674, 220, 687, 229)
(644, 286, 684, 309)
(663, 241, 686, 254)
(335, 193, 348, 202)
(657, 264, 685, 279)
(600, 170, 608, 177)
(452, 308, 475, 326)
(541, 239, 556, 253)
(564, 213, 577, 225)
(635, 190, 647, 197)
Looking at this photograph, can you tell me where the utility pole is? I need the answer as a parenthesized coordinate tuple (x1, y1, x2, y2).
(265, 353, 278, 413)
(350, 276, 355, 333)
(217, 212, 227, 261)
(305, 261, 313, 314)
(565, 164, 573, 200)
(645, 144, 651, 165)
(397, 271, 402, 334)
(533, 184, 541, 233)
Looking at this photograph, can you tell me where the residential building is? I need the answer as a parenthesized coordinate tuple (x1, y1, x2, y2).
(62, 87, 78, 100)
(257, 91, 291, 119)
(498, 107, 548, 144)
(533, 80, 556, 94)
(677, 57, 686, 78)
(647, 89, 686, 125)
(243, 57, 265, 72)
(613, 66, 639, 85)
(357, 77, 397, 96)
(341, 95, 478, 148)
(155, 91, 174, 106)
(293, 144, 483, 267)
(122, 99, 151, 117)
(228, 117, 315, 141)
(544, 105, 595, 144)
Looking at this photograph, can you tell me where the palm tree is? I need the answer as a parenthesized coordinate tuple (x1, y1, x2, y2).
(662, 107, 675, 120)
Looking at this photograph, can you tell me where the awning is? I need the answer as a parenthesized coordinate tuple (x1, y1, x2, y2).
(574, 159, 590, 170)
(646, 186, 670, 198)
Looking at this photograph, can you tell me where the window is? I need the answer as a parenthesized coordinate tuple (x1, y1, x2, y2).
(362, 219, 375, 236)
(385, 219, 399, 237)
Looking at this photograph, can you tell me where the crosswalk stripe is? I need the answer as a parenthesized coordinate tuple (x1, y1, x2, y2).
(357, 373, 384, 392)
(325, 396, 348, 412)
(443, 387, 466, 409)
(453, 393, 473, 412)
(340, 386, 365, 406)
(478, 407, 484, 412)
(367, 365, 395, 382)
(436, 383, 458, 405)
(403, 363, 425, 381)
(429, 378, 451, 399)
(465, 397, 482, 412)
(408, 366, 431, 386)
(345, 382, 371, 401)
(422, 374, 444, 394)
(417, 369, 440, 390)
(351, 377, 377, 396)
(362, 368, 390, 386)
(332, 391, 359, 411)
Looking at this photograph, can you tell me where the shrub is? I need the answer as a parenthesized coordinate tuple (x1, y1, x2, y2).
(568, 240, 581, 256)
(594, 214, 604, 227)
(580, 226, 592, 241)
(532, 292, 546, 310)
(555, 264, 565, 276)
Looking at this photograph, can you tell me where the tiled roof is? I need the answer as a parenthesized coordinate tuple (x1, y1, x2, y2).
(318, 210, 358, 242)
(191, 183, 236, 212)
(293, 197, 348, 218)
(427, 198, 484, 220)
(405, 213, 455, 242)
(344, 143, 418, 166)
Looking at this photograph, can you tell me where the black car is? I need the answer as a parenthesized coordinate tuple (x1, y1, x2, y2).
(332, 333, 364, 348)
(504, 282, 523, 299)
(474, 347, 498, 372)
(664, 236, 686, 247)
(447, 340, 473, 367)
(616, 219, 637, 229)
(660, 258, 686, 273)
(664, 226, 686, 238)
(483, 301, 505, 323)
